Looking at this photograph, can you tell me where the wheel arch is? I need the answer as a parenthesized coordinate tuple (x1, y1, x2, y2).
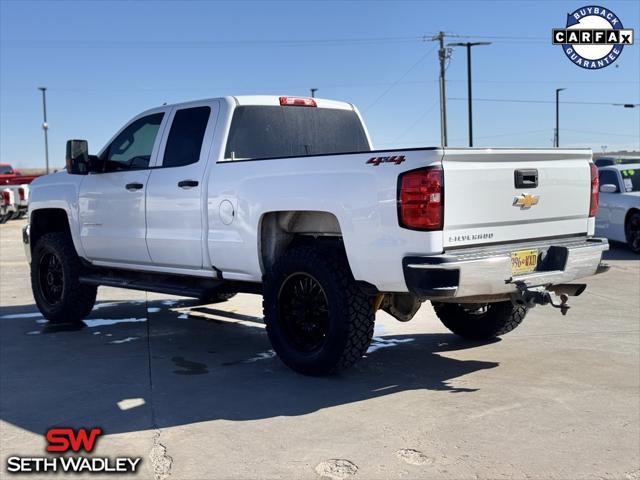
(625, 207, 640, 227)
(624, 207, 640, 251)
(29, 208, 80, 257)
(258, 210, 345, 275)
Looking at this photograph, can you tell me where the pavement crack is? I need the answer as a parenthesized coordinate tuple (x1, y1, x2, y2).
(145, 295, 171, 480)
(149, 430, 173, 480)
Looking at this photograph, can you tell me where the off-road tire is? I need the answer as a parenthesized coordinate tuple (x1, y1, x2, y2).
(432, 301, 527, 340)
(31, 232, 97, 324)
(625, 211, 640, 254)
(198, 291, 237, 304)
(263, 245, 375, 375)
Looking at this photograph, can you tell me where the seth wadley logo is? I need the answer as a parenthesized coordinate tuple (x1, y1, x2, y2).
(552, 5, 634, 69)
(6, 427, 142, 474)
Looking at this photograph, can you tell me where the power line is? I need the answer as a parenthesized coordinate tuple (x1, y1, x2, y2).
(391, 98, 440, 142)
(400, 128, 551, 144)
(563, 128, 640, 138)
(3, 78, 633, 93)
(450, 79, 639, 85)
(3, 36, 427, 49)
(363, 45, 437, 112)
(448, 97, 640, 106)
(382, 128, 550, 147)
(383, 126, 638, 147)
(1, 32, 556, 49)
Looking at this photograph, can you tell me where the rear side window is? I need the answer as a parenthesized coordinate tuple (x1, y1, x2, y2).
(620, 168, 640, 192)
(224, 106, 369, 160)
(162, 106, 211, 167)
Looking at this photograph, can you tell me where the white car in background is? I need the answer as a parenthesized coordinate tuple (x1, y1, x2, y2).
(1, 188, 17, 223)
(596, 164, 640, 253)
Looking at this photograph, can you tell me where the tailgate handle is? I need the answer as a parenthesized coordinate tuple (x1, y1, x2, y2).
(515, 169, 538, 188)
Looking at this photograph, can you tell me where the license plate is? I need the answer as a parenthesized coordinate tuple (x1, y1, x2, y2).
(511, 249, 538, 276)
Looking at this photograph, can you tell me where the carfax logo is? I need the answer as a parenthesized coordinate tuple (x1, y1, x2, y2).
(552, 5, 634, 69)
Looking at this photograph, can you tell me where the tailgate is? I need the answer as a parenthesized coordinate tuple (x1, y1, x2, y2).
(442, 149, 592, 248)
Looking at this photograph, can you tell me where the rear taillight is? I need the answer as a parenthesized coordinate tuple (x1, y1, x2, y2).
(1, 191, 10, 205)
(398, 167, 443, 230)
(279, 96, 317, 107)
(18, 187, 25, 201)
(589, 163, 599, 217)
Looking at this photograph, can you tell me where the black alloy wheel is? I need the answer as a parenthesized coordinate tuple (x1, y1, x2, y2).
(626, 212, 640, 254)
(277, 272, 330, 353)
(39, 252, 64, 304)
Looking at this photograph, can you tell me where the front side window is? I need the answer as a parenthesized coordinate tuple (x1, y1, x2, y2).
(162, 106, 211, 167)
(103, 113, 164, 172)
(598, 170, 620, 192)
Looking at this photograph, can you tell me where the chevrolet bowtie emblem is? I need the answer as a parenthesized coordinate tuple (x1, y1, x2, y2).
(513, 193, 539, 209)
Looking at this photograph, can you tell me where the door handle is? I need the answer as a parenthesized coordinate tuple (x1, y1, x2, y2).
(178, 179, 199, 189)
(125, 182, 144, 191)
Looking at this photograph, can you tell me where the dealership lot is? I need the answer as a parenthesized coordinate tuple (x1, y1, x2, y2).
(1, 218, 638, 479)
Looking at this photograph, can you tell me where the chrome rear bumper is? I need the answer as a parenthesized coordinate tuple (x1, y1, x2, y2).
(403, 237, 609, 299)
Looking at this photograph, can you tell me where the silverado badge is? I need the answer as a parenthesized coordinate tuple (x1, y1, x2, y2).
(513, 193, 539, 209)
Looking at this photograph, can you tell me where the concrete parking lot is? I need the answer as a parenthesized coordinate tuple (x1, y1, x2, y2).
(1, 218, 639, 480)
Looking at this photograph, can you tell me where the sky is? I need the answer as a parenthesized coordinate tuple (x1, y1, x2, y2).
(1, 0, 639, 169)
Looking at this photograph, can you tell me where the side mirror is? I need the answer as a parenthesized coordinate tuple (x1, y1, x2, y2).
(66, 139, 90, 175)
(600, 183, 618, 193)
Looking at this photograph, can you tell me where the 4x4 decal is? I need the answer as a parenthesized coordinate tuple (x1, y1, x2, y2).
(366, 155, 406, 166)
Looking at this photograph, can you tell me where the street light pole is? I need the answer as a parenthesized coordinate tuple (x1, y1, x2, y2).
(38, 87, 50, 174)
(448, 42, 491, 147)
(466, 44, 473, 146)
(310, 88, 318, 98)
(555, 88, 565, 148)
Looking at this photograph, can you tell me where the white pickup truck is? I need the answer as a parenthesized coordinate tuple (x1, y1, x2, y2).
(24, 95, 609, 374)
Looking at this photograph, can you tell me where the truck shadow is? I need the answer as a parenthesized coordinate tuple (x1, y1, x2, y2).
(0, 300, 499, 437)
(602, 242, 639, 261)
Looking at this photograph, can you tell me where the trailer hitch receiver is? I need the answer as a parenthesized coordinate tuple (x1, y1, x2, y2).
(510, 283, 586, 316)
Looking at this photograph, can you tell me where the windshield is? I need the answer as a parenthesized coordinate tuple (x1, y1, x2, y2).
(620, 168, 640, 192)
(615, 158, 640, 165)
(0, 165, 14, 174)
(225, 106, 370, 160)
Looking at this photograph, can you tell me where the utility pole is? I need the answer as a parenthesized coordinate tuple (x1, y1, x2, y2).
(448, 41, 491, 147)
(310, 88, 318, 98)
(555, 88, 565, 147)
(432, 32, 449, 147)
(38, 87, 50, 174)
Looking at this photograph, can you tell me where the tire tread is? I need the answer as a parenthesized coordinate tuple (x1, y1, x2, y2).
(432, 301, 527, 340)
(263, 245, 374, 374)
(31, 232, 97, 323)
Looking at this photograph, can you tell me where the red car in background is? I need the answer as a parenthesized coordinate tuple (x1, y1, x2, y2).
(0, 163, 41, 185)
